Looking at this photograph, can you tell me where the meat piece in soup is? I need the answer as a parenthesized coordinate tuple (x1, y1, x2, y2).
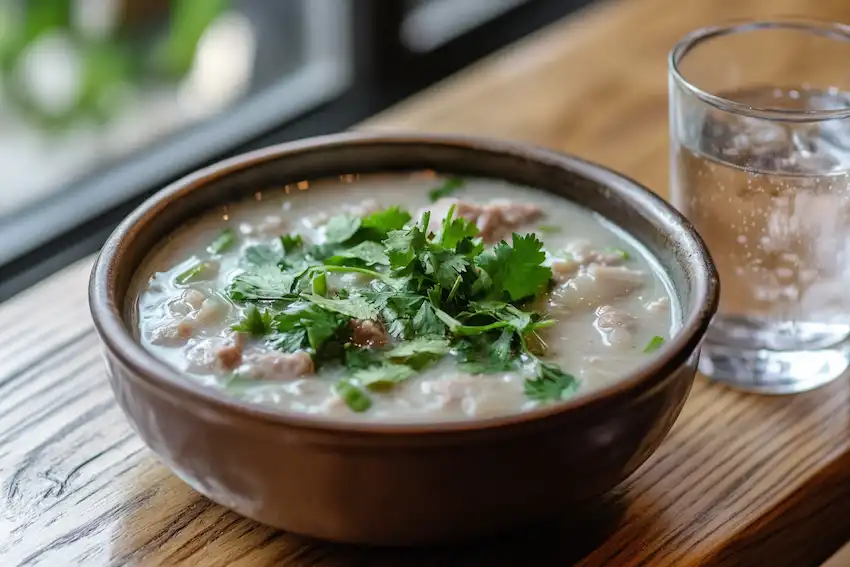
(130, 175, 679, 422)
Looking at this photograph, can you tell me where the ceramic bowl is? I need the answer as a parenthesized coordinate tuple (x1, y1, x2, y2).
(89, 132, 719, 545)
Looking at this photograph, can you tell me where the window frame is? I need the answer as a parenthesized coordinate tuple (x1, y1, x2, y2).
(0, 0, 594, 302)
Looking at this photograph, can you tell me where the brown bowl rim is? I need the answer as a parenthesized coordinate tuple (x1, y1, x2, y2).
(89, 131, 719, 435)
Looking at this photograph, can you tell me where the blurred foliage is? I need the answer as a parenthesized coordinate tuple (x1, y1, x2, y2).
(0, 0, 229, 129)
(153, 0, 229, 77)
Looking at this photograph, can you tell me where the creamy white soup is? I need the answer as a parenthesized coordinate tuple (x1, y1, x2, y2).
(129, 174, 679, 422)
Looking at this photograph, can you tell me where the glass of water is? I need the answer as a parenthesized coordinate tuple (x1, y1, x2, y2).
(669, 20, 850, 393)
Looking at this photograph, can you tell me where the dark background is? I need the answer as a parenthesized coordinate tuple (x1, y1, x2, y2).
(0, 0, 595, 302)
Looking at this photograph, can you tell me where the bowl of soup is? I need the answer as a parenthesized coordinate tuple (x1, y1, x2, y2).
(89, 132, 718, 545)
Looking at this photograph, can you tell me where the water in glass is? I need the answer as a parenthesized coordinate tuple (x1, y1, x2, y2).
(672, 86, 850, 391)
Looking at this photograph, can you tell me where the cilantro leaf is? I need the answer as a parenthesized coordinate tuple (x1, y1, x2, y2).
(457, 330, 520, 374)
(438, 205, 479, 249)
(229, 265, 298, 301)
(280, 234, 303, 254)
(384, 218, 428, 272)
(244, 244, 281, 266)
(361, 206, 412, 235)
(324, 214, 361, 244)
(489, 329, 514, 366)
(428, 177, 464, 202)
(386, 337, 451, 370)
(301, 293, 379, 320)
(475, 233, 552, 301)
(386, 337, 451, 359)
(268, 329, 308, 352)
(231, 305, 274, 337)
(412, 301, 447, 336)
(422, 249, 469, 289)
(354, 363, 416, 390)
(274, 302, 347, 353)
(326, 241, 389, 267)
(523, 361, 578, 402)
(344, 346, 381, 370)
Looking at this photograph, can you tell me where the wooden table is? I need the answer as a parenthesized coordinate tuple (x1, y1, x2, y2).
(3, 0, 850, 565)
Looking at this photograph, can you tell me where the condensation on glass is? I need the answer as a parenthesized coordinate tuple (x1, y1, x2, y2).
(669, 19, 850, 392)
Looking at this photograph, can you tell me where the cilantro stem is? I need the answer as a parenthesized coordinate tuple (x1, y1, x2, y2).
(447, 274, 463, 301)
(455, 321, 511, 335)
(175, 261, 209, 285)
(433, 306, 513, 336)
(207, 228, 236, 254)
(312, 270, 328, 297)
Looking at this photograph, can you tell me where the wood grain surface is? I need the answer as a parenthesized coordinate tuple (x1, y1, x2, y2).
(3, 0, 850, 565)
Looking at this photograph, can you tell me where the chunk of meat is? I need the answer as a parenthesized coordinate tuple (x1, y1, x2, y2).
(349, 319, 389, 348)
(422, 198, 542, 242)
(551, 257, 581, 281)
(191, 296, 230, 325)
(551, 265, 644, 310)
(167, 289, 207, 317)
(216, 344, 243, 370)
(150, 320, 195, 346)
(181, 289, 207, 310)
(151, 291, 230, 346)
(184, 335, 243, 373)
(243, 351, 315, 380)
(594, 305, 637, 347)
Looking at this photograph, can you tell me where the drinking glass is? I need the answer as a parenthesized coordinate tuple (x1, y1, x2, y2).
(669, 20, 850, 393)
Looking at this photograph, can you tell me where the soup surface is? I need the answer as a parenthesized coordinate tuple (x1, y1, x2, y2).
(129, 174, 679, 422)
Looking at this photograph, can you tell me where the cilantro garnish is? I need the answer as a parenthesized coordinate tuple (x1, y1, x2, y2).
(355, 363, 416, 390)
(334, 379, 372, 412)
(644, 335, 664, 353)
(175, 261, 210, 285)
(523, 361, 578, 402)
(475, 233, 552, 301)
(386, 337, 451, 358)
(428, 177, 464, 202)
(326, 241, 389, 267)
(229, 265, 298, 301)
(301, 293, 379, 320)
(221, 200, 580, 411)
(208, 228, 236, 255)
(361, 206, 412, 236)
(280, 234, 303, 254)
(232, 305, 273, 337)
(324, 214, 362, 244)
(244, 244, 280, 266)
